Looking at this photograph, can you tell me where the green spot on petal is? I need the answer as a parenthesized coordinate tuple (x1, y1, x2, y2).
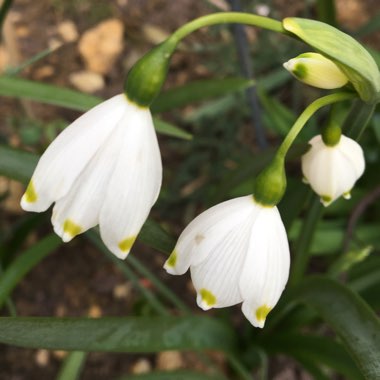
(321, 195, 332, 206)
(293, 63, 307, 79)
(63, 219, 82, 238)
(343, 191, 351, 199)
(255, 304, 272, 322)
(166, 250, 177, 267)
(24, 181, 37, 203)
(118, 236, 136, 252)
(200, 288, 216, 307)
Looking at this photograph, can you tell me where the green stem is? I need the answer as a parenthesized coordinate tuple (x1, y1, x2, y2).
(168, 12, 285, 44)
(290, 195, 324, 286)
(277, 92, 356, 159)
(342, 99, 376, 140)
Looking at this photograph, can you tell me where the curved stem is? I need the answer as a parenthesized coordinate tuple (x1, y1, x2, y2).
(277, 92, 356, 159)
(168, 12, 285, 45)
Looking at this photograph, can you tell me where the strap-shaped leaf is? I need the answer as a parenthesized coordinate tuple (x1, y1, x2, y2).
(293, 276, 380, 379)
(122, 370, 222, 380)
(0, 234, 61, 308)
(283, 18, 380, 103)
(0, 316, 236, 353)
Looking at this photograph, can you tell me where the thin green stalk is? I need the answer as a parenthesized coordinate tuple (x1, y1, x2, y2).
(316, 0, 337, 26)
(168, 12, 285, 45)
(87, 232, 169, 316)
(127, 255, 189, 313)
(290, 195, 324, 286)
(56, 351, 86, 380)
(342, 99, 376, 140)
(0, 0, 13, 37)
(277, 92, 356, 159)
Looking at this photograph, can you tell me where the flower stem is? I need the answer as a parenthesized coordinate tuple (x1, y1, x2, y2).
(276, 92, 356, 160)
(290, 195, 324, 286)
(168, 12, 285, 45)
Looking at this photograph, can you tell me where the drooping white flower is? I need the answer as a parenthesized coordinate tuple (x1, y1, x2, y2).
(283, 52, 348, 89)
(164, 195, 290, 328)
(302, 134, 365, 206)
(21, 94, 162, 259)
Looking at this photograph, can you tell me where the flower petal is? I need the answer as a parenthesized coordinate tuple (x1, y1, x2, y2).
(99, 105, 162, 259)
(51, 121, 125, 242)
(20, 94, 128, 212)
(164, 195, 256, 275)
(239, 206, 290, 328)
(190, 208, 256, 309)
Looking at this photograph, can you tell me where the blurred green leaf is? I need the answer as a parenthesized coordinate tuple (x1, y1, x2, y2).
(0, 145, 38, 184)
(138, 219, 175, 254)
(0, 234, 61, 308)
(263, 333, 364, 380)
(56, 352, 86, 380)
(151, 78, 253, 113)
(293, 276, 380, 379)
(153, 118, 192, 140)
(119, 370, 221, 380)
(0, 316, 236, 353)
(0, 76, 192, 140)
(0, 76, 100, 111)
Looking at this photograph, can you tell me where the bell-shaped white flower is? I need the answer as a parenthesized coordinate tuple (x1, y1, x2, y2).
(302, 134, 365, 206)
(21, 94, 162, 259)
(164, 195, 290, 328)
(283, 52, 348, 89)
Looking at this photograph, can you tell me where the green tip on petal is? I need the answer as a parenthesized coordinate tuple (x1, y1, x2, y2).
(24, 181, 38, 203)
(292, 63, 308, 80)
(166, 250, 178, 268)
(343, 191, 351, 199)
(63, 219, 82, 238)
(199, 288, 216, 307)
(255, 304, 272, 322)
(320, 195, 333, 207)
(118, 236, 137, 253)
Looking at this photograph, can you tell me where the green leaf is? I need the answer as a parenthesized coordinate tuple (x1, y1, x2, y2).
(283, 18, 380, 103)
(0, 76, 191, 140)
(119, 370, 221, 380)
(0, 145, 38, 184)
(56, 352, 86, 380)
(293, 276, 380, 379)
(139, 219, 176, 254)
(263, 333, 364, 380)
(0, 234, 61, 308)
(0, 316, 236, 353)
(153, 118, 192, 140)
(0, 76, 100, 111)
(151, 78, 254, 113)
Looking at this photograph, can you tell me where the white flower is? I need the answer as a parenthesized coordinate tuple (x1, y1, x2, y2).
(302, 134, 365, 206)
(283, 52, 348, 89)
(21, 94, 162, 259)
(164, 195, 290, 328)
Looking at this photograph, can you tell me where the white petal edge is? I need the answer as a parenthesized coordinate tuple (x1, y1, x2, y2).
(51, 121, 125, 242)
(99, 105, 162, 259)
(189, 204, 258, 309)
(164, 195, 257, 275)
(239, 206, 290, 328)
(21, 94, 128, 212)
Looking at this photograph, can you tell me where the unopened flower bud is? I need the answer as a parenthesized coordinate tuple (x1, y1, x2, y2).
(283, 52, 349, 90)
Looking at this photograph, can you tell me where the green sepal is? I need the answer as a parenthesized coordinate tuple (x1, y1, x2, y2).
(253, 155, 286, 206)
(124, 38, 177, 107)
(283, 18, 380, 104)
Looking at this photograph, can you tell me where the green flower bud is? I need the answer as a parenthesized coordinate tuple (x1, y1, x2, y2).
(253, 156, 287, 207)
(124, 38, 177, 107)
(284, 53, 349, 89)
(283, 18, 380, 103)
